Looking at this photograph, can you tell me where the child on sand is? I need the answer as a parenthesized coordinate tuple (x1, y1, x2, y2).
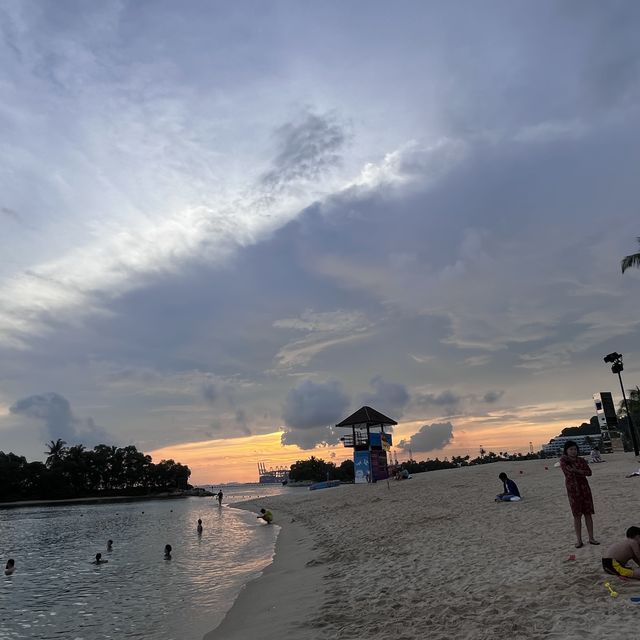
(495, 472, 521, 501)
(258, 508, 273, 524)
(602, 527, 640, 578)
(559, 440, 599, 548)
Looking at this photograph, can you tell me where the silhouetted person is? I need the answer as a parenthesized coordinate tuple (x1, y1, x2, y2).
(92, 553, 108, 565)
(5, 559, 15, 575)
(217, 490, 223, 506)
(495, 472, 521, 501)
(164, 544, 172, 560)
(560, 440, 598, 548)
(107, 539, 113, 551)
(197, 519, 203, 534)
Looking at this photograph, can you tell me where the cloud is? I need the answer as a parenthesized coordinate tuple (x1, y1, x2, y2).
(464, 355, 492, 367)
(415, 390, 462, 408)
(280, 379, 350, 449)
(280, 426, 338, 450)
(261, 112, 346, 189)
(361, 375, 410, 419)
(1, 2, 640, 465)
(9, 392, 111, 446)
(413, 389, 505, 414)
(202, 383, 218, 405)
(398, 422, 454, 453)
(482, 390, 505, 404)
(1, 206, 22, 224)
(235, 408, 251, 436)
(274, 309, 367, 333)
(273, 309, 372, 369)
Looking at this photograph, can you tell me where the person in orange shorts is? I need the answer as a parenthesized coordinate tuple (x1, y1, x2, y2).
(602, 526, 640, 579)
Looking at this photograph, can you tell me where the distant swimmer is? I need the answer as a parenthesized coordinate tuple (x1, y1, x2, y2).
(164, 544, 172, 560)
(217, 490, 223, 506)
(107, 539, 113, 551)
(197, 519, 203, 534)
(92, 553, 108, 565)
(4, 559, 15, 575)
(258, 508, 273, 524)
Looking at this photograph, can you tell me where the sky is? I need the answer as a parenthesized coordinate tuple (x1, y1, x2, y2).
(1, 0, 640, 483)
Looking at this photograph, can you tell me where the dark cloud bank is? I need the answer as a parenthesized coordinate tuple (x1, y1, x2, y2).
(398, 422, 454, 454)
(281, 379, 350, 449)
(10, 392, 111, 446)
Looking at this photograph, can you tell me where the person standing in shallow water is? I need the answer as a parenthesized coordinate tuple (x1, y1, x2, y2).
(217, 490, 223, 506)
(560, 440, 599, 548)
(164, 544, 172, 560)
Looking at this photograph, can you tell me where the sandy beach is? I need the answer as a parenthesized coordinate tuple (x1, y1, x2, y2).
(207, 452, 640, 640)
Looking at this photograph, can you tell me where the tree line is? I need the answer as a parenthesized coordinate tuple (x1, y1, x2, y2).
(0, 439, 191, 502)
(287, 450, 546, 482)
(288, 456, 354, 483)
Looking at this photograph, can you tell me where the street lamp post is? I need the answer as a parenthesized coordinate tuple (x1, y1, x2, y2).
(603, 352, 640, 457)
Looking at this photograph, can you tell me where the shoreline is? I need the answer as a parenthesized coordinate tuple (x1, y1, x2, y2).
(0, 493, 189, 509)
(203, 498, 326, 640)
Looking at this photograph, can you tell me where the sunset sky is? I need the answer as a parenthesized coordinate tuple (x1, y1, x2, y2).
(1, 1, 640, 484)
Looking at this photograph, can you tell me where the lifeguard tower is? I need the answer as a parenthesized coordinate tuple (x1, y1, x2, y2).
(336, 406, 396, 483)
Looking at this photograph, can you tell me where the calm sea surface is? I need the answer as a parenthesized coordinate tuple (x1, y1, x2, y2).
(0, 485, 297, 640)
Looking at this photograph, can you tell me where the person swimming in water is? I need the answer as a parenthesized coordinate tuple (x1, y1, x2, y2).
(258, 508, 273, 524)
(217, 490, 223, 506)
(92, 553, 108, 565)
(4, 559, 15, 575)
(164, 544, 172, 560)
(107, 539, 113, 551)
(197, 519, 203, 534)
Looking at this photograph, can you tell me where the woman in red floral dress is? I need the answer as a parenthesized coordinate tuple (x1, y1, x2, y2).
(560, 440, 599, 548)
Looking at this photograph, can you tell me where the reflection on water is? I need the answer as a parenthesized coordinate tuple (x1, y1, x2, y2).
(0, 486, 292, 640)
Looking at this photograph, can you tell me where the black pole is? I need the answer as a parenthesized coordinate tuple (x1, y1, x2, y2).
(618, 371, 640, 457)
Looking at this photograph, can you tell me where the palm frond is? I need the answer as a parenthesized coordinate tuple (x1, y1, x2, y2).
(621, 252, 640, 273)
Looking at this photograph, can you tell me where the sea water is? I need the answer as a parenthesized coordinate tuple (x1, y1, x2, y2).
(0, 485, 293, 640)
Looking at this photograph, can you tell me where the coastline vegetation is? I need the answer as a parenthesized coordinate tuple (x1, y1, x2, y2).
(288, 451, 543, 483)
(0, 439, 191, 502)
(289, 456, 354, 483)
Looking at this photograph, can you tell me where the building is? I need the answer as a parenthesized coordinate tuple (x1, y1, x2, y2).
(542, 435, 602, 457)
(593, 391, 622, 452)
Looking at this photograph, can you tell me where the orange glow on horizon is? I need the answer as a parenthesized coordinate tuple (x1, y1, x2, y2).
(150, 415, 567, 484)
(149, 431, 353, 485)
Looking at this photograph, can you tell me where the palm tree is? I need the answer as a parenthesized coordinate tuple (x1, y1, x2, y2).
(45, 439, 67, 468)
(621, 238, 640, 273)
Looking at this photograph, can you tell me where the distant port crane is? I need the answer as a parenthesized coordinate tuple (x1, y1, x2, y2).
(258, 462, 290, 484)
